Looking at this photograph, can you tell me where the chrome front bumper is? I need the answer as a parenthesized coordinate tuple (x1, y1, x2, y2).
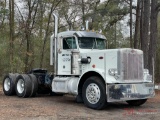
(107, 83, 155, 102)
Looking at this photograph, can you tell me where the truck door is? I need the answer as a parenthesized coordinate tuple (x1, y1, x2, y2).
(57, 37, 77, 75)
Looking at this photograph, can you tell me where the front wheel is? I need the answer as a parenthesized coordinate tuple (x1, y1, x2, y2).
(126, 99, 147, 106)
(82, 76, 106, 110)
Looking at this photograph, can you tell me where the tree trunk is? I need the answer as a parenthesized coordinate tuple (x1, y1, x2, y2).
(24, 11, 32, 72)
(40, 3, 54, 68)
(40, 1, 61, 68)
(148, 0, 158, 76)
(9, 0, 14, 72)
(39, 0, 43, 39)
(141, 0, 150, 69)
(82, 0, 85, 26)
(130, 0, 133, 48)
(140, 0, 144, 49)
(0, 0, 7, 29)
(134, 0, 140, 49)
(24, 0, 38, 72)
(114, 23, 116, 48)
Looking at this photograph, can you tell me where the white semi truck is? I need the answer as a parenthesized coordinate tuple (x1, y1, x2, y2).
(2, 14, 155, 110)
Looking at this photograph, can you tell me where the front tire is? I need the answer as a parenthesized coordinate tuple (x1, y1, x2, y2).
(126, 99, 147, 106)
(82, 76, 106, 110)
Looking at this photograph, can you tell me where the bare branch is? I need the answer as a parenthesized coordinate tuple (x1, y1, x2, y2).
(123, 0, 130, 5)
(30, 2, 39, 30)
(14, 3, 24, 23)
(104, 0, 111, 8)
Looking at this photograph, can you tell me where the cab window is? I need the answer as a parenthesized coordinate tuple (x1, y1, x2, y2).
(63, 37, 77, 49)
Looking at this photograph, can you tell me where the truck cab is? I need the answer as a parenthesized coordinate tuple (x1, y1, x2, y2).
(51, 30, 155, 109)
(55, 31, 106, 75)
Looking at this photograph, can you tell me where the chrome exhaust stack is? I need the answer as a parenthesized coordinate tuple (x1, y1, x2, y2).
(85, 20, 89, 30)
(50, 13, 58, 75)
(50, 34, 54, 65)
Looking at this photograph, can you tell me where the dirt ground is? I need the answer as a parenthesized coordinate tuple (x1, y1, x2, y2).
(0, 86, 160, 120)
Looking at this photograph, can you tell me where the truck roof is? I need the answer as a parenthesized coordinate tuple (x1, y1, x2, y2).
(58, 31, 106, 39)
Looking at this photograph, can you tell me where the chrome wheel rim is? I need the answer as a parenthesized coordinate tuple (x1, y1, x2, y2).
(17, 79, 25, 94)
(86, 83, 100, 104)
(4, 78, 11, 91)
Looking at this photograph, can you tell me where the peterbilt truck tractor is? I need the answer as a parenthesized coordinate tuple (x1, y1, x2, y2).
(2, 14, 155, 110)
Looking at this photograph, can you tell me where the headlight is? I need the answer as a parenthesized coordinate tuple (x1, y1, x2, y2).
(146, 74, 152, 81)
(144, 69, 149, 74)
(108, 69, 118, 76)
(114, 85, 120, 89)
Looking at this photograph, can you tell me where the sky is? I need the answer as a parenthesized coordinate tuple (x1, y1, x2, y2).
(13, 0, 137, 38)
(120, 0, 137, 37)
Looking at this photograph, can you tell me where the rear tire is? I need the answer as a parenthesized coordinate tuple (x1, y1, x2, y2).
(15, 74, 32, 98)
(82, 76, 106, 110)
(126, 99, 147, 106)
(28, 74, 38, 97)
(3, 73, 17, 96)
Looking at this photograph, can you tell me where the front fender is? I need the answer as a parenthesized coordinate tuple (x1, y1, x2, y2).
(78, 69, 118, 84)
(79, 68, 106, 83)
(76, 69, 117, 96)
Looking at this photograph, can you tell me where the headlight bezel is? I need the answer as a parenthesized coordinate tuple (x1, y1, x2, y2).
(143, 69, 152, 82)
(108, 68, 118, 76)
(143, 69, 149, 74)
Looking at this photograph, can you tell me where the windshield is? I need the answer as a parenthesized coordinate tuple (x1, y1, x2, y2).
(96, 38, 106, 49)
(78, 37, 106, 49)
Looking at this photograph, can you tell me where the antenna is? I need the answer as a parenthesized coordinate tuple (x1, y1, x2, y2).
(99, 29, 102, 33)
(81, 26, 85, 31)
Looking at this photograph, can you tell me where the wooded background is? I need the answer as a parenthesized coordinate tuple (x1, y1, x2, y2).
(0, 0, 160, 82)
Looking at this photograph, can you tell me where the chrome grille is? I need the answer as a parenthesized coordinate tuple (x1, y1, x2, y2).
(120, 49, 143, 80)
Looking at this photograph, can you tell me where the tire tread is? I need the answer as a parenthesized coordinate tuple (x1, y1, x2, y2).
(82, 76, 106, 110)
